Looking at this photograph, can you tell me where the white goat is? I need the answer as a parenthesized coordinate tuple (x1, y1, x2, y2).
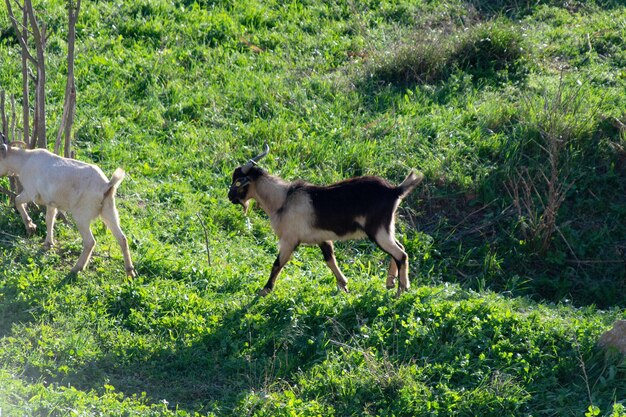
(228, 144, 423, 296)
(0, 137, 135, 277)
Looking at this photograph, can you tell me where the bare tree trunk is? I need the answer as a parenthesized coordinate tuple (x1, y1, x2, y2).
(6, 96, 22, 206)
(64, 86, 76, 158)
(21, 6, 31, 147)
(1, 91, 7, 137)
(55, 0, 80, 158)
(5, 0, 34, 147)
(24, 0, 46, 149)
(10, 95, 16, 142)
(0, 91, 17, 200)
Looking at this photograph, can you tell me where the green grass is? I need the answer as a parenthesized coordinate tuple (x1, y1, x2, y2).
(1, 0, 626, 415)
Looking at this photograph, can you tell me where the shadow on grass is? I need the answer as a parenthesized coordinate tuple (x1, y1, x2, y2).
(352, 15, 529, 116)
(0, 235, 42, 337)
(50, 287, 405, 414)
(24, 284, 625, 415)
(0, 262, 78, 338)
(403, 137, 626, 308)
(0, 290, 34, 338)
(55, 293, 333, 413)
(466, 0, 625, 18)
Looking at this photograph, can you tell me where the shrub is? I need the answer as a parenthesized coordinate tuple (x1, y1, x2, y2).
(453, 20, 526, 81)
(505, 74, 601, 254)
(364, 19, 526, 87)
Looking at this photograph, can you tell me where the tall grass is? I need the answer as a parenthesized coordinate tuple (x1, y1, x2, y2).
(506, 74, 601, 254)
(363, 19, 526, 88)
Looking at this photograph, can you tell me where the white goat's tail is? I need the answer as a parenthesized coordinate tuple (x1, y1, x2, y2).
(104, 168, 126, 199)
(397, 171, 424, 199)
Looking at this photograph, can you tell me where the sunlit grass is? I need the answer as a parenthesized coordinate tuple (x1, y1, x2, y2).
(1, 0, 626, 415)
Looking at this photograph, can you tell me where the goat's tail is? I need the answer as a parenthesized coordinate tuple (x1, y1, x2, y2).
(104, 168, 126, 199)
(397, 171, 424, 199)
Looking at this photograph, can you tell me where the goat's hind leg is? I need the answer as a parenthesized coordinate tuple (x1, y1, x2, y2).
(71, 215, 96, 274)
(43, 206, 58, 249)
(385, 239, 405, 289)
(373, 229, 409, 296)
(386, 257, 398, 289)
(319, 241, 349, 293)
(100, 204, 136, 277)
(14, 193, 36, 236)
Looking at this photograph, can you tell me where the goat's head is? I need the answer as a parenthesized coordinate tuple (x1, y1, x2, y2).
(228, 143, 269, 213)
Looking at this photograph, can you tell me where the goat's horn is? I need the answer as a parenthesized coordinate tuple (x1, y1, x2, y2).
(241, 142, 270, 174)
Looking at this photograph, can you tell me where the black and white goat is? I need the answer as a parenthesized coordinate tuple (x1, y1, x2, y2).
(228, 144, 423, 296)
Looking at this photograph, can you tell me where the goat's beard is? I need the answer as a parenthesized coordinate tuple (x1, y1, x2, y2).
(241, 200, 250, 215)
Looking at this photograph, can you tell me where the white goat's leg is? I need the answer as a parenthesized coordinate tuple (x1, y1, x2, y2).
(71, 216, 96, 274)
(43, 206, 58, 249)
(374, 229, 409, 296)
(260, 240, 298, 296)
(100, 206, 136, 278)
(319, 241, 349, 292)
(14, 193, 36, 236)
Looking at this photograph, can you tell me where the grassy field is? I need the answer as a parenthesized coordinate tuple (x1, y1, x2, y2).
(1, 0, 626, 415)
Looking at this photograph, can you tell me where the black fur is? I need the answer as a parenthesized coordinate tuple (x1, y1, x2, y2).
(228, 166, 265, 204)
(229, 169, 405, 237)
(304, 176, 402, 237)
(319, 241, 333, 262)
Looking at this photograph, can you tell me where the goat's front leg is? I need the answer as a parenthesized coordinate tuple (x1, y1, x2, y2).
(43, 206, 58, 249)
(259, 240, 298, 296)
(71, 216, 96, 274)
(15, 193, 36, 236)
(319, 241, 349, 293)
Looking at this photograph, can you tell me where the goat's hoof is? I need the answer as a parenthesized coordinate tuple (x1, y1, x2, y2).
(258, 287, 272, 297)
(43, 242, 54, 251)
(26, 224, 37, 236)
(386, 276, 397, 289)
(395, 287, 406, 298)
(337, 285, 349, 294)
(126, 268, 137, 278)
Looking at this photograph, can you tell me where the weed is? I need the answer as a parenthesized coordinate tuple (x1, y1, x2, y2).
(506, 73, 601, 253)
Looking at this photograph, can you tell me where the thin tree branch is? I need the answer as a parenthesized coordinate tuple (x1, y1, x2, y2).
(5, 0, 37, 64)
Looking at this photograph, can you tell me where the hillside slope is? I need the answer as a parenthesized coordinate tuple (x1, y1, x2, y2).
(1, 0, 626, 415)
